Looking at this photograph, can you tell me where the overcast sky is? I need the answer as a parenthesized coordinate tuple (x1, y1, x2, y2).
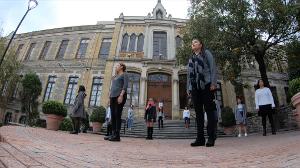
(0, 0, 190, 36)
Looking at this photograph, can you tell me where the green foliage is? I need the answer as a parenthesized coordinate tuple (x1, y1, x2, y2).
(59, 118, 73, 131)
(0, 37, 22, 106)
(42, 100, 67, 117)
(178, 0, 299, 87)
(221, 106, 236, 127)
(286, 40, 300, 80)
(289, 78, 300, 97)
(90, 106, 106, 123)
(0, 122, 3, 127)
(21, 73, 42, 126)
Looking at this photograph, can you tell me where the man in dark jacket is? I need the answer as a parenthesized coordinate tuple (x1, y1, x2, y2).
(187, 37, 217, 147)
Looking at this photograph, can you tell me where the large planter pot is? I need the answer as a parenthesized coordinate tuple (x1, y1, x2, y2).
(92, 122, 102, 133)
(223, 126, 236, 135)
(291, 92, 300, 126)
(46, 114, 64, 131)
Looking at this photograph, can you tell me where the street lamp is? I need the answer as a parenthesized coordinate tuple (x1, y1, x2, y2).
(0, 0, 38, 67)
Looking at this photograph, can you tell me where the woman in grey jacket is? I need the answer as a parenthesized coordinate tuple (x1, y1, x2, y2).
(234, 98, 247, 137)
(70, 85, 86, 134)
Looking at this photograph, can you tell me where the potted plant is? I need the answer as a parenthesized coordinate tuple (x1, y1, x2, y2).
(290, 78, 300, 126)
(42, 100, 67, 131)
(221, 106, 236, 135)
(90, 106, 106, 133)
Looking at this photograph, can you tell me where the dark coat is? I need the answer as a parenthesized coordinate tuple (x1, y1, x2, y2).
(71, 91, 86, 119)
(144, 106, 157, 122)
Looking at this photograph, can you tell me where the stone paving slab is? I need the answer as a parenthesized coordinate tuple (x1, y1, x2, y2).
(0, 126, 300, 168)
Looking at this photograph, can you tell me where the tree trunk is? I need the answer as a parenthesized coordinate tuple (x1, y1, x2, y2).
(254, 52, 270, 87)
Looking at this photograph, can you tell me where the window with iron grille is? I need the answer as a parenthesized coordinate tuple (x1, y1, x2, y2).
(89, 77, 103, 107)
(76, 38, 90, 58)
(64, 76, 79, 105)
(43, 76, 56, 102)
(56, 40, 69, 59)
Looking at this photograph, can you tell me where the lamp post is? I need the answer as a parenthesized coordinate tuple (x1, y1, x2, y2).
(0, 0, 38, 67)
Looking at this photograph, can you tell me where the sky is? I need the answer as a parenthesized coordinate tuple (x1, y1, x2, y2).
(0, 0, 190, 36)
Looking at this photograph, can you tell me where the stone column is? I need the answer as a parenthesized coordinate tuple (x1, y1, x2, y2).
(172, 71, 180, 119)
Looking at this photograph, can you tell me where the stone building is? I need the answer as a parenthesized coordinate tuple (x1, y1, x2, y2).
(0, 0, 290, 124)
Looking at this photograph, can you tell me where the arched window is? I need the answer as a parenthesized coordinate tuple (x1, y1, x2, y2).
(156, 10, 163, 19)
(121, 34, 129, 52)
(176, 36, 182, 49)
(128, 34, 136, 52)
(137, 34, 144, 52)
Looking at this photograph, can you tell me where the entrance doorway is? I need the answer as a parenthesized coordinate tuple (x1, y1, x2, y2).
(147, 73, 172, 119)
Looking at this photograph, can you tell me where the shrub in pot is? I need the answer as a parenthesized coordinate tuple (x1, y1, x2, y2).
(289, 78, 300, 126)
(221, 106, 236, 135)
(59, 118, 73, 132)
(42, 100, 67, 131)
(90, 106, 106, 133)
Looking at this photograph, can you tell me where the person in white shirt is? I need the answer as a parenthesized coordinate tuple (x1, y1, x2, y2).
(255, 79, 276, 136)
(183, 107, 190, 128)
(157, 99, 164, 129)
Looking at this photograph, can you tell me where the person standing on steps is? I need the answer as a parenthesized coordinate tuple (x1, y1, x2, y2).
(127, 104, 134, 131)
(234, 97, 247, 137)
(70, 85, 87, 134)
(187, 37, 217, 147)
(109, 62, 128, 142)
(145, 98, 156, 140)
(183, 106, 190, 128)
(255, 79, 276, 136)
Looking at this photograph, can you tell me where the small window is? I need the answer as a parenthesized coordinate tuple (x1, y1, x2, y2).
(64, 76, 79, 105)
(76, 38, 90, 59)
(43, 76, 56, 102)
(121, 34, 129, 52)
(56, 40, 69, 60)
(89, 77, 103, 107)
(24, 43, 36, 61)
(99, 38, 112, 59)
(137, 34, 144, 52)
(128, 34, 136, 52)
(39, 41, 51, 60)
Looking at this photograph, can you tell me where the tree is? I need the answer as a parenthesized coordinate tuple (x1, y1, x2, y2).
(286, 39, 300, 80)
(21, 73, 42, 126)
(178, 0, 299, 88)
(0, 34, 22, 109)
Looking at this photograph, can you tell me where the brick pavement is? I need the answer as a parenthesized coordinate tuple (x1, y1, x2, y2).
(0, 126, 300, 168)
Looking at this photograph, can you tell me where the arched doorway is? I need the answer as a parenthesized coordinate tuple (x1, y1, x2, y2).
(147, 73, 172, 119)
(4, 112, 12, 125)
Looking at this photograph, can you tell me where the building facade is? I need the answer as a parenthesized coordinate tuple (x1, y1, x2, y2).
(0, 0, 290, 123)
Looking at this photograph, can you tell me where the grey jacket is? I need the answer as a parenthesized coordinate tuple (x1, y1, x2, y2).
(110, 73, 129, 98)
(71, 91, 86, 119)
(187, 49, 217, 92)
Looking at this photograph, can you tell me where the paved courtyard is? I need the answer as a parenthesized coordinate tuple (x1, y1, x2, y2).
(0, 126, 300, 168)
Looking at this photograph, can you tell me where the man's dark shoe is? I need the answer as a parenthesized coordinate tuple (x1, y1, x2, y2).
(104, 135, 111, 140)
(70, 131, 78, 134)
(109, 136, 120, 142)
(191, 139, 205, 147)
(205, 140, 215, 147)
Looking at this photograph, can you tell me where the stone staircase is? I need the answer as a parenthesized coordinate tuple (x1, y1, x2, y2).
(99, 119, 231, 139)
